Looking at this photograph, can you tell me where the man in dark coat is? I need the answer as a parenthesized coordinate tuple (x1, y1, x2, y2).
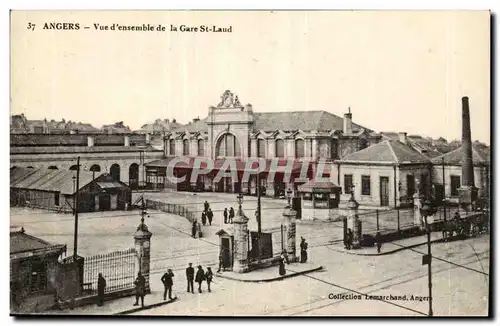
(300, 237, 308, 263)
(97, 273, 106, 306)
(161, 269, 174, 301)
(204, 201, 210, 213)
(346, 229, 353, 250)
(195, 265, 205, 293)
(133, 272, 146, 307)
(205, 267, 213, 292)
(186, 263, 195, 293)
(278, 254, 286, 276)
(207, 208, 213, 226)
(223, 208, 228, 224)
(191, 220, 197, 238)
(229, 207, 235, 223)
(201, 211, 207, 226)
(375, 232, 382, 253)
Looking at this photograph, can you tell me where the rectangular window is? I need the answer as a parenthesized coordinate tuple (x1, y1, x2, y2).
(183, 140, 189, 156)
(169, 140, 175, 156)
(23, 259, 47, 293)
(344, 174, 353, 194)
(275, 139, 285, 158)
(257, 139, 266, 158)
(450, 175, 461, 196)
(406, 175, 415, 197)
(361, 175, 371, 195)
(54, 193, 60, 206)
(330, 140, 338, 160)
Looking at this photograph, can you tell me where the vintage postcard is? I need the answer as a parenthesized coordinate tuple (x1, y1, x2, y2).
(9, 10, 490, 317)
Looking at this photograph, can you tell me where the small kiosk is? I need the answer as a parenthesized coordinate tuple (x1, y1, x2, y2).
(215, 229, 234, 271)
(297, 180, 342, 221)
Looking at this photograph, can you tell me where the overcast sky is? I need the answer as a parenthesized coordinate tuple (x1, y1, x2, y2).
(11, 10, 490, 143)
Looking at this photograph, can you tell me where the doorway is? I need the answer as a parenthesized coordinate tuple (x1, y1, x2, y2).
(380, 176, 390, 206)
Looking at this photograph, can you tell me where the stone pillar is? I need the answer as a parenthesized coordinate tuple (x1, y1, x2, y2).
(94, 195, 99, 211)
(232, 195, 249, 273)
(413, 192, 423, 227)
(283, 204, 298, 262)
(312, 138, 318, 160)
(347, 194, 361, 249)
(134, 218, 153, 293)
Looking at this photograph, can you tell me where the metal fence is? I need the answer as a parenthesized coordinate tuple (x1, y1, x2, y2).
(355, 208, 415, 234)
(145, 199, 196, 223)
(82, 248, 136, 296)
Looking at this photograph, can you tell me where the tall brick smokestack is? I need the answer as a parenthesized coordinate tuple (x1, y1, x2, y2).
(461, 96, 475, 187)
(458, 96, 478, 211)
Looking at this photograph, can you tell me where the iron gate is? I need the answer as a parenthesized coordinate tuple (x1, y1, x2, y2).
(82, 248, 136, 295)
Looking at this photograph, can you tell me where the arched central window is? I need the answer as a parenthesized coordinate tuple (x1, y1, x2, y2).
(183, 139, 190, 156)
(275, 139, 285, 158)
(216, 133, 241, 157)
(295, 139, 305, 158)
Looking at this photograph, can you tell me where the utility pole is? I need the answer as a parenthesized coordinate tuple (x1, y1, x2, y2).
(425, 213, 433, 317)
(257, 172, 262, 234)
(73, 156, 81, 258)
(442, 157, 446, 222)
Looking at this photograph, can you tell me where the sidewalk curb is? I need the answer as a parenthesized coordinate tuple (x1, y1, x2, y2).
(216, 266, 323, 283)
(330, 238, 447, 257)
(113, 297, 178, 315)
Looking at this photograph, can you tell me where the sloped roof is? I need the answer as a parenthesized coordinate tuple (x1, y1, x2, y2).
(11, 134, 153, 147)
(139, 119, 183, 133)
(172, 118, 209, 133)
(431, 144, 490, 166)
(10, 230, 65, 255)
(338, 140, 431, 164)
(253, 110, 369, 132)
(11, 145, 162, 154)
(10, 167, 101, 195)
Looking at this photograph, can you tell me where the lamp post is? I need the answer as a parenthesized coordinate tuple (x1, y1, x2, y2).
(420, 198, 434, 317)
(286, 188, 293, 207)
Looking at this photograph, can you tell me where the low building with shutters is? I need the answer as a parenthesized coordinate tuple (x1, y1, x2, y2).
(334, 135, 433, 208)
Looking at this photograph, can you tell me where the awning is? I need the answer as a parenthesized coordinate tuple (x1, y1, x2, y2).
(145, 157, 310, 174)
(297, 180, 342, 194)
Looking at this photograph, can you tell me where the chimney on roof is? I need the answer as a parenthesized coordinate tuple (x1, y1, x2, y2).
(343, 107, 353, 135)
(165, 119, 170, 123)
(193, 117, 200, 123)
(172, 118, 176, 123)
(124, 135, 130, 147)
(87, 136, 94, 147)
(398, 132, 408, 144)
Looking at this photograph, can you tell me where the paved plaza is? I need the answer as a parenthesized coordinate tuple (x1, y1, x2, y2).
(11, 191, 490, 316)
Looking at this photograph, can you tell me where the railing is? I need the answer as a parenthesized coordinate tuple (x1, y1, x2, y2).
(82, 248, 136, 296)
(145, 199, 196, 223)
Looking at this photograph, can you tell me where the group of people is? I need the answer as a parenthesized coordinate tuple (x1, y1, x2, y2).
(96, 263, 216, 308)
(201, 201, 214, 226)
(186, 263, 214, 293)
(223, 207, 235, 224)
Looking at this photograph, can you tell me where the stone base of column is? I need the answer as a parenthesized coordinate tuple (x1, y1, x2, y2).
(232, 261, 249, 273)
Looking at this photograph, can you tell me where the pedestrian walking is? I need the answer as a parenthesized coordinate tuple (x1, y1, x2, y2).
(278, 254, 286, 276)
(133, 272, 146, 307)
(217, 248, 226, 272)
(300, 237, 308, 263)
(204, 200, 210, 213)
(186, 263, 195, 293)
(191, 220, 197, 238)
(229, 207, 235, 223)
(161, 269, 174, 301)
(346, 229, 353, 250)
(223, 208, 228, 224)
(201, 211, 207, 226)
(207, 208, 213, 225)
(197, 220, 203, 238)
(195, 265, 205, 293)
(97, 273, 106, 307)
(205, 267, 213, 292)
(375, 231, 382, 254)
